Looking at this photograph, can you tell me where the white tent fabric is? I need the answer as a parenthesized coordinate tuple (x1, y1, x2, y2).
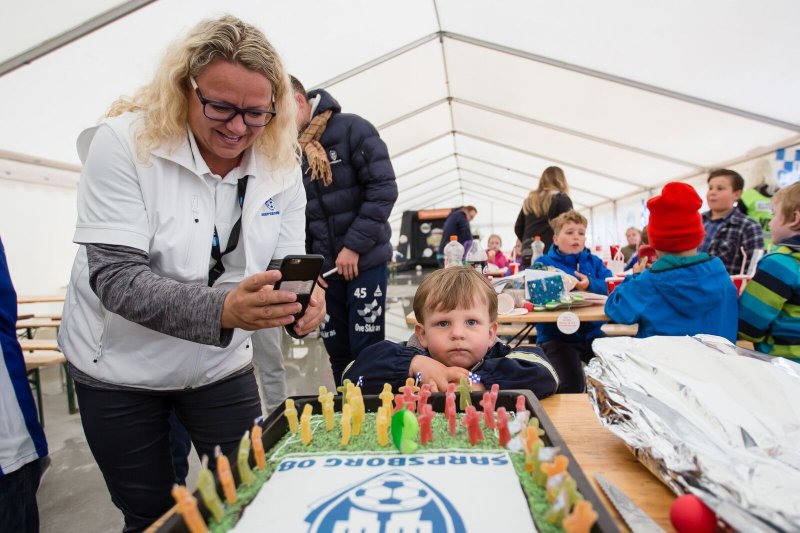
(1, 0, 799, 292)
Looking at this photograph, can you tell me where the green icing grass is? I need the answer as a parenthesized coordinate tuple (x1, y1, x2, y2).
(206, 412, 565, 533)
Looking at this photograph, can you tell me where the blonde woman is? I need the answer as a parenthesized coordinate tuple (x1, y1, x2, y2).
(58, 16, 325, 530)
(514, 166, 573, 267)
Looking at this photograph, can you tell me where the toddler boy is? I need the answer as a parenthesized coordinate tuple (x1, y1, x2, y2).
(700, 169, 763, 274)
(535, 210, 612, 393)
(343, 267, 559, 397)
(739, 182, 800, 358)
(605, 182, 738, 341)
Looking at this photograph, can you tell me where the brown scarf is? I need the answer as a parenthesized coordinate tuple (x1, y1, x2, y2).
(298, 109, 333, 186)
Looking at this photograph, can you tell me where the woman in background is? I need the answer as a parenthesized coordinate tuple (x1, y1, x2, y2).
(620, 227, 642, 262)
(514, 166, 573, 267)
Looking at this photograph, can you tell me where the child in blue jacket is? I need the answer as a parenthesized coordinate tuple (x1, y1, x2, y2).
(535, 210, 612, 393)
(605, 182, 738, 342)
(343, 267, 559, 398)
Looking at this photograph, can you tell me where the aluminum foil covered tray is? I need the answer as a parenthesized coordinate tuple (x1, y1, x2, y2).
(586, 335, 800, 532)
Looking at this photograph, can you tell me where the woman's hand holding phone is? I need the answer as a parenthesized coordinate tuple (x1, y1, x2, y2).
(220, 271, 302, 330)
(292, 284, 326, 336)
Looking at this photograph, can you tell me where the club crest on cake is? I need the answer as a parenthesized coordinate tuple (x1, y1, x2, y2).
(304, 469, 466, 533)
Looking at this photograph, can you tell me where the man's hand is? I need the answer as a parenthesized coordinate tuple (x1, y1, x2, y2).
(336, 247, 360, 281)
(574, 271, 590, 291)
(292, 284, 326, 336)
(221, 271, 300, 330)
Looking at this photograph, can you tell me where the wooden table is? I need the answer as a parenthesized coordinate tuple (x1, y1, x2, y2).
(542, 393, 675, 531)
(406, 304, 610, 326)
(17, 294, 65, 304)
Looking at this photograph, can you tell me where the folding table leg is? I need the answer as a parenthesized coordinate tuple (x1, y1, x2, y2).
(63, 363, 79, 414)
(27, 368, 45, 428)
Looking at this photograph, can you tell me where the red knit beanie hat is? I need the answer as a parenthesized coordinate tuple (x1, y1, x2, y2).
(646, 182, 705, 252)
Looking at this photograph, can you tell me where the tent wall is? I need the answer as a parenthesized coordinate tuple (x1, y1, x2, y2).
(1, 179, 77, 295)
(584, 141, 800, 248)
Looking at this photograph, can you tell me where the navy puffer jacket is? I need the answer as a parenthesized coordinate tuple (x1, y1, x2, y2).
(303, 89, 398, 273)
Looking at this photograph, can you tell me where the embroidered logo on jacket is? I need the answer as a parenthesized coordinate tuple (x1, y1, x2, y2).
(260, 197, 280, 216)
(328, 149, 342, 165)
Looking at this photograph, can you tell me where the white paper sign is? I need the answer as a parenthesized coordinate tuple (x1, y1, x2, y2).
(557, 311, 581, 335)
(232, 452, 537, 533)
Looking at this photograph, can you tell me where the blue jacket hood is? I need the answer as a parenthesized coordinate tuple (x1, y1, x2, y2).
(651, 256, 727, 319)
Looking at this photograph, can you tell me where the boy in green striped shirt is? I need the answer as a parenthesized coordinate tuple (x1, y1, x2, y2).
(738, 182, 800, 359)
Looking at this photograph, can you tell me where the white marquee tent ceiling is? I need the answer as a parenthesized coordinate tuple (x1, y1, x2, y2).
(1, 0, 799, 232)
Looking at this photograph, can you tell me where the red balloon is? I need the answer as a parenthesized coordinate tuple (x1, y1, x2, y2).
(670, 494, 717, 533)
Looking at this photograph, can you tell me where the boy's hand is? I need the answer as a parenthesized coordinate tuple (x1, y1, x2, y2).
(574, 271, 590, 291)
(410, 357, 470, 392)
(632, 256, 649, 274)
(410, 356, 450, 392)
(445, 366, 469, 385)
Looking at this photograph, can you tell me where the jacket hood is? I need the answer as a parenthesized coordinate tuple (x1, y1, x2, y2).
(307, 89, 341, 117)
(775, 234, 800, 251)
(651, 256, 727, 319)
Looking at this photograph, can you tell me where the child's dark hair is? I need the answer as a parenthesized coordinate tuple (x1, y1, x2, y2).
(708, 169, 745, 192)
(413, 267, 497, 324)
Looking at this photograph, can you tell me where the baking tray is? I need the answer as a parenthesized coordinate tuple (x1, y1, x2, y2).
(151, 390, 619, 533)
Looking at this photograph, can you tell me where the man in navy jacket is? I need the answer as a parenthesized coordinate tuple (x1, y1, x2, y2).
(292, 77, 398, 384)
(438, 206, 477, 265)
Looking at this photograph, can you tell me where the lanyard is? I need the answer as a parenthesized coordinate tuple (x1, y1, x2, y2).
(208, 176, 248, 287)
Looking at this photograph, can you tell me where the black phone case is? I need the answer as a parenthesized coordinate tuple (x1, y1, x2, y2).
(274, 255, 324, 338)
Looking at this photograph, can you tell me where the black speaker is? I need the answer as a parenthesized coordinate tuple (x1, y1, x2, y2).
(396, 208, 453, 270)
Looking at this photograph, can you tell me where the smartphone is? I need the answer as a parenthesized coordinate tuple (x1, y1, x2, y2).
(273, 254, 324, 320)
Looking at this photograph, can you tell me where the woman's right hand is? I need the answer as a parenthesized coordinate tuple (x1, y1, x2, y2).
(220, 271, 302, 330)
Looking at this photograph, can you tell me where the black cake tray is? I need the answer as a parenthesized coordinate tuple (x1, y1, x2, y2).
(154, 390, 619, 533)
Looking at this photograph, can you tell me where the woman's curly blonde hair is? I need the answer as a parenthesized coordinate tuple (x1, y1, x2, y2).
(107, 15, 298, 168)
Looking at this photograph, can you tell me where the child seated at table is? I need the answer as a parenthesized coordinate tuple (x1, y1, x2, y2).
(486, 234, 509, 271)
(699, 169, 764, 275)
(738, 182, 800, 358)
(342, 267, 559, 397)
(534, 210, 613, 393)
(605, 182, 737, 342)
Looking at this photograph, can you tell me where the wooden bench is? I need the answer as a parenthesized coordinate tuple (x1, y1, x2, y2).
(16, 318, 61, 340)
(19, 339, 78, 424)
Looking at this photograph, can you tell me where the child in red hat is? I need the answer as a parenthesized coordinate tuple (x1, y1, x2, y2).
(605, 182, 738, 341)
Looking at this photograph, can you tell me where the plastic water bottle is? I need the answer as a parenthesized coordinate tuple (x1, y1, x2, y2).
(531, 236, 545, 264)
(466, 238, 488, 275)
(443, 236, 465, 268)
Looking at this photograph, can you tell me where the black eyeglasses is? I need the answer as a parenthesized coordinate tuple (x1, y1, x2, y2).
(190, 77, 276, 127)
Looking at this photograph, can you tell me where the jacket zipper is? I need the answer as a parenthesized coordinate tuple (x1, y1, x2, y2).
(93, 307, 111, 363)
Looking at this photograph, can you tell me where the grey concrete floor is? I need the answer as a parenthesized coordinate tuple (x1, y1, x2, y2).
(34, 268, 425, 532)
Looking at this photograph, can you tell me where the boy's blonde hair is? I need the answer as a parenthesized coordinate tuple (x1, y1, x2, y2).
(414, 267, 497, 324)
(774, 182, 800, 231)
(550, 210, 587, 235)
